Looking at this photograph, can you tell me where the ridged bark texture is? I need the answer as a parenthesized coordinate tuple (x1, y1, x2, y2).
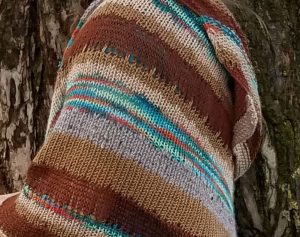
(233, 0, 300, 236)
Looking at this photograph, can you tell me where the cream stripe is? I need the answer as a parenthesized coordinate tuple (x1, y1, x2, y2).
(84, 0, 232, 102)
(210, 30, 258, 93)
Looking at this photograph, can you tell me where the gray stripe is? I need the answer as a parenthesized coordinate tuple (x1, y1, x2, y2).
(52, 108, 236, 236)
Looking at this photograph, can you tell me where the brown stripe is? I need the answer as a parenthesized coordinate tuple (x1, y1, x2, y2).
(0, 195, 55, 237)
(177, 0, 249, 54)
(62, 13, 233, 146)
(33, 132, 230, 237)
(26, 164, 188, 237)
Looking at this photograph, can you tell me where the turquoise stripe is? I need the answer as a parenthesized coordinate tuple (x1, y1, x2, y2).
(66, 74, 234, 207)
(65, 98, 233, 212)
(152, 0, 258, 91)
(66, 19, 85, 49)
(64, 82, 234, 211)
(152, 0, 214, 55)
(66, 38, 74, 48)
(67, 79, 229, 187)
(77, 19, 85, 29)
(22, 185, 133, 237)
(66, 80, 231, 194)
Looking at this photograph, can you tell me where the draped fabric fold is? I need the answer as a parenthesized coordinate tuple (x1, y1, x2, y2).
(0, 0, 262, 236)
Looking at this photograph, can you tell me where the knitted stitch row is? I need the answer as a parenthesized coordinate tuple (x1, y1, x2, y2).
(0, 0, 262, 236)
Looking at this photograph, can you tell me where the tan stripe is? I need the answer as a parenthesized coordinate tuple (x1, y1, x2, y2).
(83, 0, 231, 102)
(15, 192, 109, 237)
(62, 50, 234, 177)
(33, 132, 230, 237)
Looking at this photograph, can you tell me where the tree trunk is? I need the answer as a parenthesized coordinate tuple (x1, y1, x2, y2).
(233, 1, 300, 236)
(0, 1, 299, 236)
(0, 0, 82, 193)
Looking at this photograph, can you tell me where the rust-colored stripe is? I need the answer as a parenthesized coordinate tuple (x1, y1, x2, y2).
(62, 14, 233, 146)
(26, 164, 188, 237)
(0, 195, 56, 237)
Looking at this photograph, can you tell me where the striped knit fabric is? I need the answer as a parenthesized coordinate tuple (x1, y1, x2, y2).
(0, 0, 263, 236)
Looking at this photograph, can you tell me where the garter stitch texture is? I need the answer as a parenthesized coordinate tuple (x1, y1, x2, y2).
(0, 0, 263, 236)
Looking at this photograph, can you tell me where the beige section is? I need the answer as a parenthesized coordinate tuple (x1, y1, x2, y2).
(34, 132, 230, 237)
(205, 26, 261, 179)
(62, 50, 234, 184)
(85, 0, 232, 103)
(16, 191, 108, 237)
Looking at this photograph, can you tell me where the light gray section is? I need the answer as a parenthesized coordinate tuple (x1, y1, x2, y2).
(80, 0, 105, 22)
(52, 108, 237, 236)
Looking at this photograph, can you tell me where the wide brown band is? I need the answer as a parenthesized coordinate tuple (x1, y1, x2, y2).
(25, 164, 190, 237)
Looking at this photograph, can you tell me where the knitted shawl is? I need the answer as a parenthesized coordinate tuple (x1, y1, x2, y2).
(0, 0, 262, 236)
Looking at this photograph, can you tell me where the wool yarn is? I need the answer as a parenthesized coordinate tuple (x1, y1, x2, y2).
(0, 0, 263, 236)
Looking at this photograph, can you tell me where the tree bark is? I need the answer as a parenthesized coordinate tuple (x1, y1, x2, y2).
(233, 1, 300, 236)
(0, 1, 299, 236)
(0, 0, 82, 193)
